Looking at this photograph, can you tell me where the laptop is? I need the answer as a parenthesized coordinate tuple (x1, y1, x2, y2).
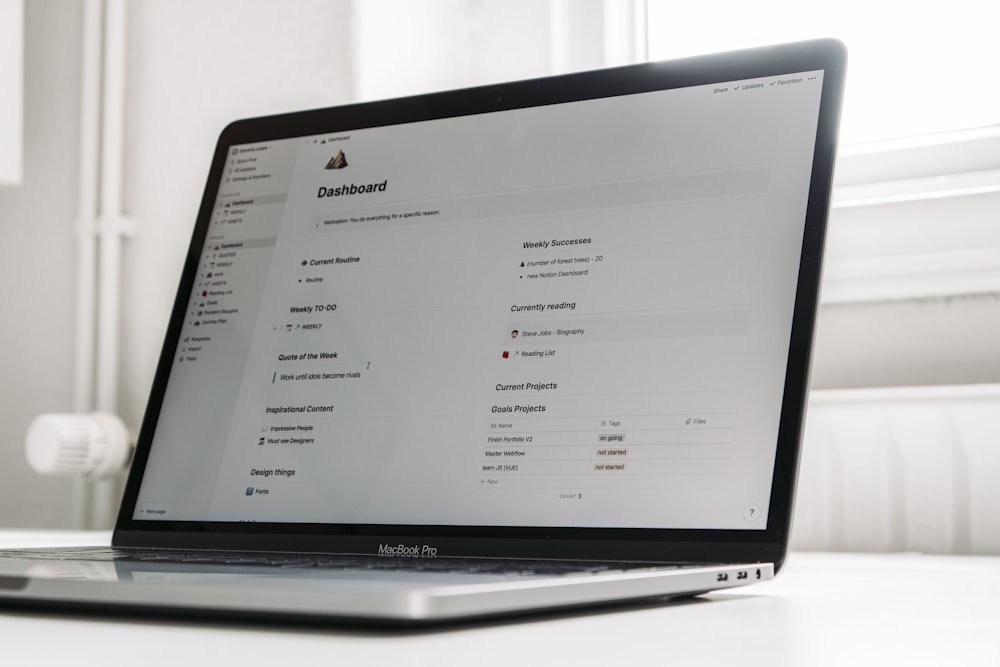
(0, 39, 845, 625)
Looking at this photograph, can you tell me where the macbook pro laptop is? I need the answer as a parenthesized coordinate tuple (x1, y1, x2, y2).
(0, 39, 845, 624)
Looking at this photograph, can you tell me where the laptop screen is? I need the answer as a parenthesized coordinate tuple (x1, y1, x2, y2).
(129, 58, 831, 533)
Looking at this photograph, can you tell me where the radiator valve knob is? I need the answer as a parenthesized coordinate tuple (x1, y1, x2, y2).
(25, 413, 133, 479)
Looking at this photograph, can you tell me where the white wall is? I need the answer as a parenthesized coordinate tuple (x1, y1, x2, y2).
(0, 1, 83, 527)
(352, 0, 555, 101)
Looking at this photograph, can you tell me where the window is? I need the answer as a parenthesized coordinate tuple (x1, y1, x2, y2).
(645, 0, 1000, 146)
(644, 0, 1000, 305)
(644, 1, 1000, 389)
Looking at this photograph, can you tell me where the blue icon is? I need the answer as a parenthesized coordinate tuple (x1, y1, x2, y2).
(245, 487, 254, 496)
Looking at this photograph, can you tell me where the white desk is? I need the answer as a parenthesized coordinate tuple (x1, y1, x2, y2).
(1, 531, 998, 666)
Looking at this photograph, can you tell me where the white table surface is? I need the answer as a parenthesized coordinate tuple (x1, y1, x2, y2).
(1, 531, 998, 666)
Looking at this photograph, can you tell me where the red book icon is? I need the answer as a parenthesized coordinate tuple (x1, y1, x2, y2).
(502, 351, 509, 359)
